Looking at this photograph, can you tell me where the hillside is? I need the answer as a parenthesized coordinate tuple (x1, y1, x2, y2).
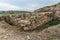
(34, 3, 60, 12)
(0, 2, 60, 40)
(0, 11, 32, 14)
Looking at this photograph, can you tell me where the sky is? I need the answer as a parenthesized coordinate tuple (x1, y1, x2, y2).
(0, 0, 60, 11)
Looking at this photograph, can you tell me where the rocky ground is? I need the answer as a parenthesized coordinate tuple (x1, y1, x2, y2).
(0, 21, 60, 40)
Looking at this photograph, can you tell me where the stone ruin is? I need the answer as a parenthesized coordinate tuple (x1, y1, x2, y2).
(3, 12, 53, 30)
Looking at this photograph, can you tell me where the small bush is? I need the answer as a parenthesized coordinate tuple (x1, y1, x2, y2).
(45, 19, 60, 26)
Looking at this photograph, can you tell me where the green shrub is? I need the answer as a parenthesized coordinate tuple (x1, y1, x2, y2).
(45, 19, 60, 26)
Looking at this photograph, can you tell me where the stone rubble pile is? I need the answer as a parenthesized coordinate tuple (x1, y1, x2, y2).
(3, 12, 53, 30)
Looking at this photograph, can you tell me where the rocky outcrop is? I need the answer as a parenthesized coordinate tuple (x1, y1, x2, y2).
(3, 12, 53, 30)
(34, 3, 60, 21)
